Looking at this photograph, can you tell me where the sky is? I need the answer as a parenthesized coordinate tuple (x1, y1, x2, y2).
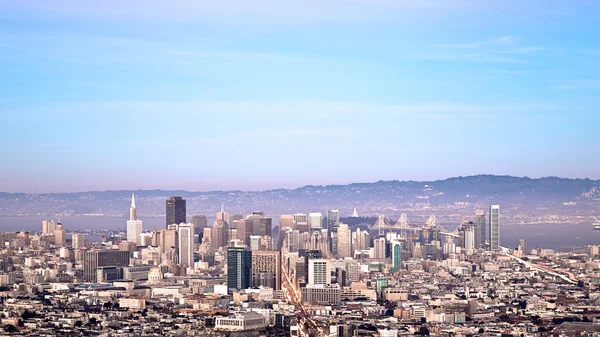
(1, 0, 599, 193)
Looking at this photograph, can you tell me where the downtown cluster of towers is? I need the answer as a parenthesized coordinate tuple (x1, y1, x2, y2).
(126, 195, 500, 292)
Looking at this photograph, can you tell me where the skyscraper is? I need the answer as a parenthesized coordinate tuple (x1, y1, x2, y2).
(373, 237, 386, 259)
(127, 194, 143, 245)
(391, 241, 402, 271)
(166, 196, 186, 227)
(308, 259, 331, 285)
(72, 233, 85, 249)
(337, 223, 352, 258)
(489, 205, 500, 251)
(293, 213, 309, 232)
(178, 223, 194, 267)
(251, 250, 281, 290)
(191, 215, 207, 243)
(54, 222, 65, 247)
(327, 209, 340, 230)
(475, 210, 486, 249)
(42, 220, 56, 235)
(308, 212, 323, 231)
(227, 247, 252, 292)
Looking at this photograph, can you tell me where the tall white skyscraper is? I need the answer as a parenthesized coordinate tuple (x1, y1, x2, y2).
(127, 194, 143, 246)
(464, 226, 475, 251)
(178, 223, 194, 267)
(337, 223, 352, 258)
(489, 205, 500, 251)
(308, 259, 331, 285)
(308, 212, 323, 230)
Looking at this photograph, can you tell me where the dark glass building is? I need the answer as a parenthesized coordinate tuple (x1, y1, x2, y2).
(227, 247, 252, 292)
(166, 196, 186, 228)
(83, 250, 131, 283)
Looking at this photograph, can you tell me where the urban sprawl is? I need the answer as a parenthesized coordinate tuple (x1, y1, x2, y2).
(0, 195, 599, 337)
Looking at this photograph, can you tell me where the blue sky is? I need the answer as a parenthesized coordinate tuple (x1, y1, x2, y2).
(1, 0, 599, 192)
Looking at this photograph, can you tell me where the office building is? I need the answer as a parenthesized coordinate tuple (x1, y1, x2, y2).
(475, 210, 486, 249)
(178, 223, 194, 267)
(327, 209, 340, 230)
(293, 213, 309, 232)
(191, 215, 208, 243)
(308, 259, 331, 285)
(308, 213, 323, 231)
(166, 196, 186, 227)
(42, 220, 56, 235)
(227, 247, 252, 292)
(391, 241, 402, 271)
(83, 250, 131, 283)
(489, 205, 500, 251)
(373, 237, 386, 259)
(301, 284, 341, 305)
(72, 233, 85, 249)
(127, 194, 143, 245)
(216, 205, 229, 223)
(337, 223, 352, 258)
(54, 222, 65, 247)
(211, 219, 228, 250)
(464, 224, 475, 251)
(251, 250, 281, 290)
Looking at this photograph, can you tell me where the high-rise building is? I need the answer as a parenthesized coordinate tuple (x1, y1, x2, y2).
(293, 213, 309, 232)
(235, 219, 253, 246)
(152, 228, 177, 255)
(280, 214, 295, 231)
(72, 233, 85, 249)
(391, 241, 402, 271)
(489, 205, 500, 251)
(191, 215, 208, 243)
(352, 228, 370, 251)
(211, 219, 228, 250)
(127, 194, 143, 245)
(216, 205, 229, 223)
(246, 211, 272, 237)
(308, 259, 330, 285)
(227, 247, 252, 292)
(373, 237, 386, 259)
(166, 196, 186, 228)
(251, 251, 281, 290)
(464, 224, 475, 251)
(475, 210, 486, 249)
(518, 239, 527, 254)
(54, 222, 65, 247)
(337, 223, 352, 258)
(83, 250, 131, 283)
(308, 213, 323, 231)
(178, 223, 194, 267)
(327, 209, 340, 230)
(42, 220, 56, 235)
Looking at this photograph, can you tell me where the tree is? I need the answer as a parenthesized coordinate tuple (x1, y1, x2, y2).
(3, 325, 16, 333)
(75, 320, 83, 327)
(478, 328, 485, 334)
(420, 317, 427, 324)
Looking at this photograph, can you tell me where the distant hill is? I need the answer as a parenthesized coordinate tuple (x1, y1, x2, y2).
(0, 175, 599, 221)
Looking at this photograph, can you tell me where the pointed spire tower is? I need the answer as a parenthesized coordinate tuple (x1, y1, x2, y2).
(130, 193, 137, 221)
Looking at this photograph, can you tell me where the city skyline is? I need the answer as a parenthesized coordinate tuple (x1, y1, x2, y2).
(1, 1, 600, 193)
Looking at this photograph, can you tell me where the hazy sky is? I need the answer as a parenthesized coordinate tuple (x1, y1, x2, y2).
(1, 1, 599, 193)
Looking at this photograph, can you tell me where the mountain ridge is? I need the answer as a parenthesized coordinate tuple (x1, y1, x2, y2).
(1, 175, 599, 219)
